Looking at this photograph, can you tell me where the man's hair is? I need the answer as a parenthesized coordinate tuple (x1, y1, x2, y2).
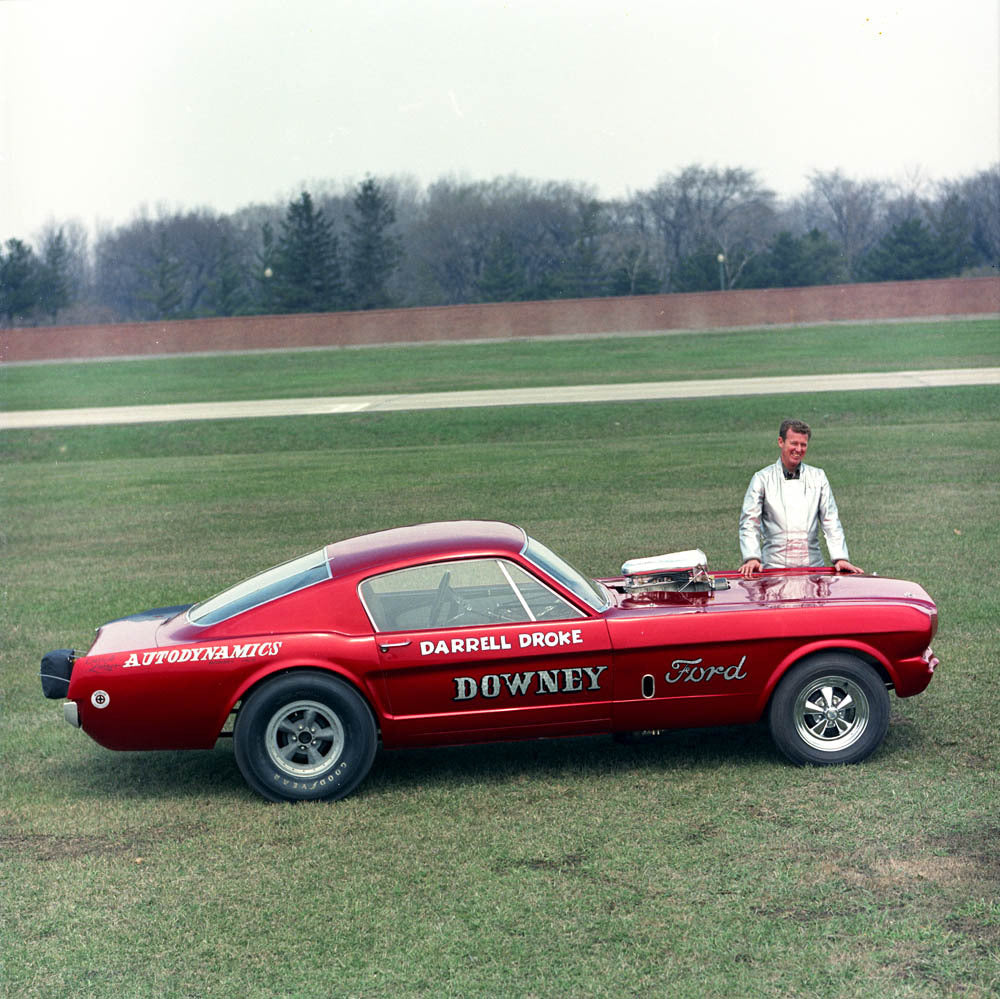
(779, 419, 812, 440)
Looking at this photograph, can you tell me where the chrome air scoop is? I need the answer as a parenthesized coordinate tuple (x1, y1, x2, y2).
(621, 549, 730, 594)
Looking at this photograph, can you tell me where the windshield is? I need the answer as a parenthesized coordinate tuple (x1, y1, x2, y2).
(522, 537, 610, 611)
(188, 549, 331, 626)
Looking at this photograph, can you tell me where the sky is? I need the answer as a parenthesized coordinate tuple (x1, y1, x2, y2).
(1, 0, 998, 241)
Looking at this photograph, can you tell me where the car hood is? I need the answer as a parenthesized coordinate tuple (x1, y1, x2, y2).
(605, 570, 936, 614)
(86, 605, 192, 655)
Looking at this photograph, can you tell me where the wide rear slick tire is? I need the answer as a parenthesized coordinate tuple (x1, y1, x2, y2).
(768, 654, 890, 766)
(234, 671, 378, 802)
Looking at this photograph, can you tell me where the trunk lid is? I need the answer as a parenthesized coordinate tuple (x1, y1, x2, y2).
(86, 605, 192, 655)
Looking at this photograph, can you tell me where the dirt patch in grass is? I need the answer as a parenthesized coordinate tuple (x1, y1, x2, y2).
(0, 823, 207, 862)
(873, 854, 980, 890)
(819, 826, 1000, 900)
(930, 825, 1000, 866)
(1, 833, 139, 861)
(948, 914, 1000, 950)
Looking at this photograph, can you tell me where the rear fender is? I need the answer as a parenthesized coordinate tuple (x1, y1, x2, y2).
(214, 658, 385, 739)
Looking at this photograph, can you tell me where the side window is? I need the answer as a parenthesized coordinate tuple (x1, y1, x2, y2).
(360, 559, 585, 632)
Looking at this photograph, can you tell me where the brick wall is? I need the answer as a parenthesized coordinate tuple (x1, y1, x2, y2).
(2, 276, 997, 363)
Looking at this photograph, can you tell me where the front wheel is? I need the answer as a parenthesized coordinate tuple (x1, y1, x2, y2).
(768, 654, 890, 765)
(234, 672, 378, 802)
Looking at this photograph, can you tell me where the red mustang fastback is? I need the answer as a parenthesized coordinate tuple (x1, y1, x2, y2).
(41, 521, 938, 802)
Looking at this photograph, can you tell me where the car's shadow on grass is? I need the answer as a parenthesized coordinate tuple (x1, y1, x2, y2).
(365, 724, 781, 797)
(382, 712, 933, 791)
(57, 718, 929, 802)
(59, 742, 248, 802)
(59, 727, 771, 802)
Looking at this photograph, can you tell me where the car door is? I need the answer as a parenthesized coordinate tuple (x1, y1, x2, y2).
(362, 557, 613, 744)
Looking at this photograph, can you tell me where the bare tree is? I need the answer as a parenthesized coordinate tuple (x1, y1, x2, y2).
(37, 219, 90, 304)
(953, 164, 1000, 268)
(602, 198, 661, 295)
(404, 177, 493, 304)
(638, 166, 777, 289)
(801, 170, 887, 279)
(402, 176, 593, 304)
(95, 209, 256, 320)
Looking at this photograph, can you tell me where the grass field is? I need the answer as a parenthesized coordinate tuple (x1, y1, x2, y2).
(2, 319, 999, 997)
(2, 318, 998, 411)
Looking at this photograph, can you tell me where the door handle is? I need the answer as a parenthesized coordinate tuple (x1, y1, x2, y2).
(378, 639, 412, 652)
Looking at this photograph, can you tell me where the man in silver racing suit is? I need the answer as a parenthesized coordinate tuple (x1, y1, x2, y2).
(739, 419, 863, 579)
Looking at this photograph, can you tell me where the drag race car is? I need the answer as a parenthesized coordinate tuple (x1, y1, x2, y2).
(41, 521, 938, 802)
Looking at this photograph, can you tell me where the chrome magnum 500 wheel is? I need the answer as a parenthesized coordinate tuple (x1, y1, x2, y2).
(234, 672, 377, 802)
(769, 654, 890, 765)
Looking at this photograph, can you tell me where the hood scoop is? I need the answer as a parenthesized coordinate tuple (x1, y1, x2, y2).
(621, 550, 729, 595)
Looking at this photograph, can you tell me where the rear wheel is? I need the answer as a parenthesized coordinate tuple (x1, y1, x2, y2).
(234, 672, 377, 802)
(769, 654, 890, 765)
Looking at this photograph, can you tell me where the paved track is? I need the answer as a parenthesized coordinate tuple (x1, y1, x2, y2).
(4, 367, 999, 430)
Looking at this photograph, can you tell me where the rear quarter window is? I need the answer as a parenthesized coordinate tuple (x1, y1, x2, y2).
(188, 550, 331, 626)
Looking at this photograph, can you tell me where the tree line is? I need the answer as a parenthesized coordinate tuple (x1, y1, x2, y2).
(2, 164, 997, 327)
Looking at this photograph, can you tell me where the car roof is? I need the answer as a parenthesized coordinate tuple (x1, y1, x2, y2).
(324, 520, 528, 579)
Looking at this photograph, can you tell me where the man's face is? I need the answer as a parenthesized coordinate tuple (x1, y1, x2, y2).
(778, 430, 809, 471)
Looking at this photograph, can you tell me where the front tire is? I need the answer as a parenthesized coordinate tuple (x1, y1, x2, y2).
(768, 654, 890, 765)
(234, 672, 377, 802)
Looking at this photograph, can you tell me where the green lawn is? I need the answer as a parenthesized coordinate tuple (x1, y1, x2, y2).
(2, 321, 998, 998)
(2, 317, 998, 411)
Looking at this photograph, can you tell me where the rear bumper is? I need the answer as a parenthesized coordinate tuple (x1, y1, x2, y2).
(41, 649, 83, 726)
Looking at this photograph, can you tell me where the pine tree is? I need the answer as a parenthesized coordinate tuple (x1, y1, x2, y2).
(0, 238, 41, 324)
(477, 233, 524, 302)
(860, 218, 950, 281)
(930, 193, 975, 275)
(204, 234, 249, 316)
(37, 229, 73, 322)
(557, 200, 608, 298)
(141, 229, 184, 318)
(743, 230, 847, 288)
(347, 177, 401, 309)
(274, 192, 342, 313)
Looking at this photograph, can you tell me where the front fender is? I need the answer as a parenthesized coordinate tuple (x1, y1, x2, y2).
(753, 639, 895, 718)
